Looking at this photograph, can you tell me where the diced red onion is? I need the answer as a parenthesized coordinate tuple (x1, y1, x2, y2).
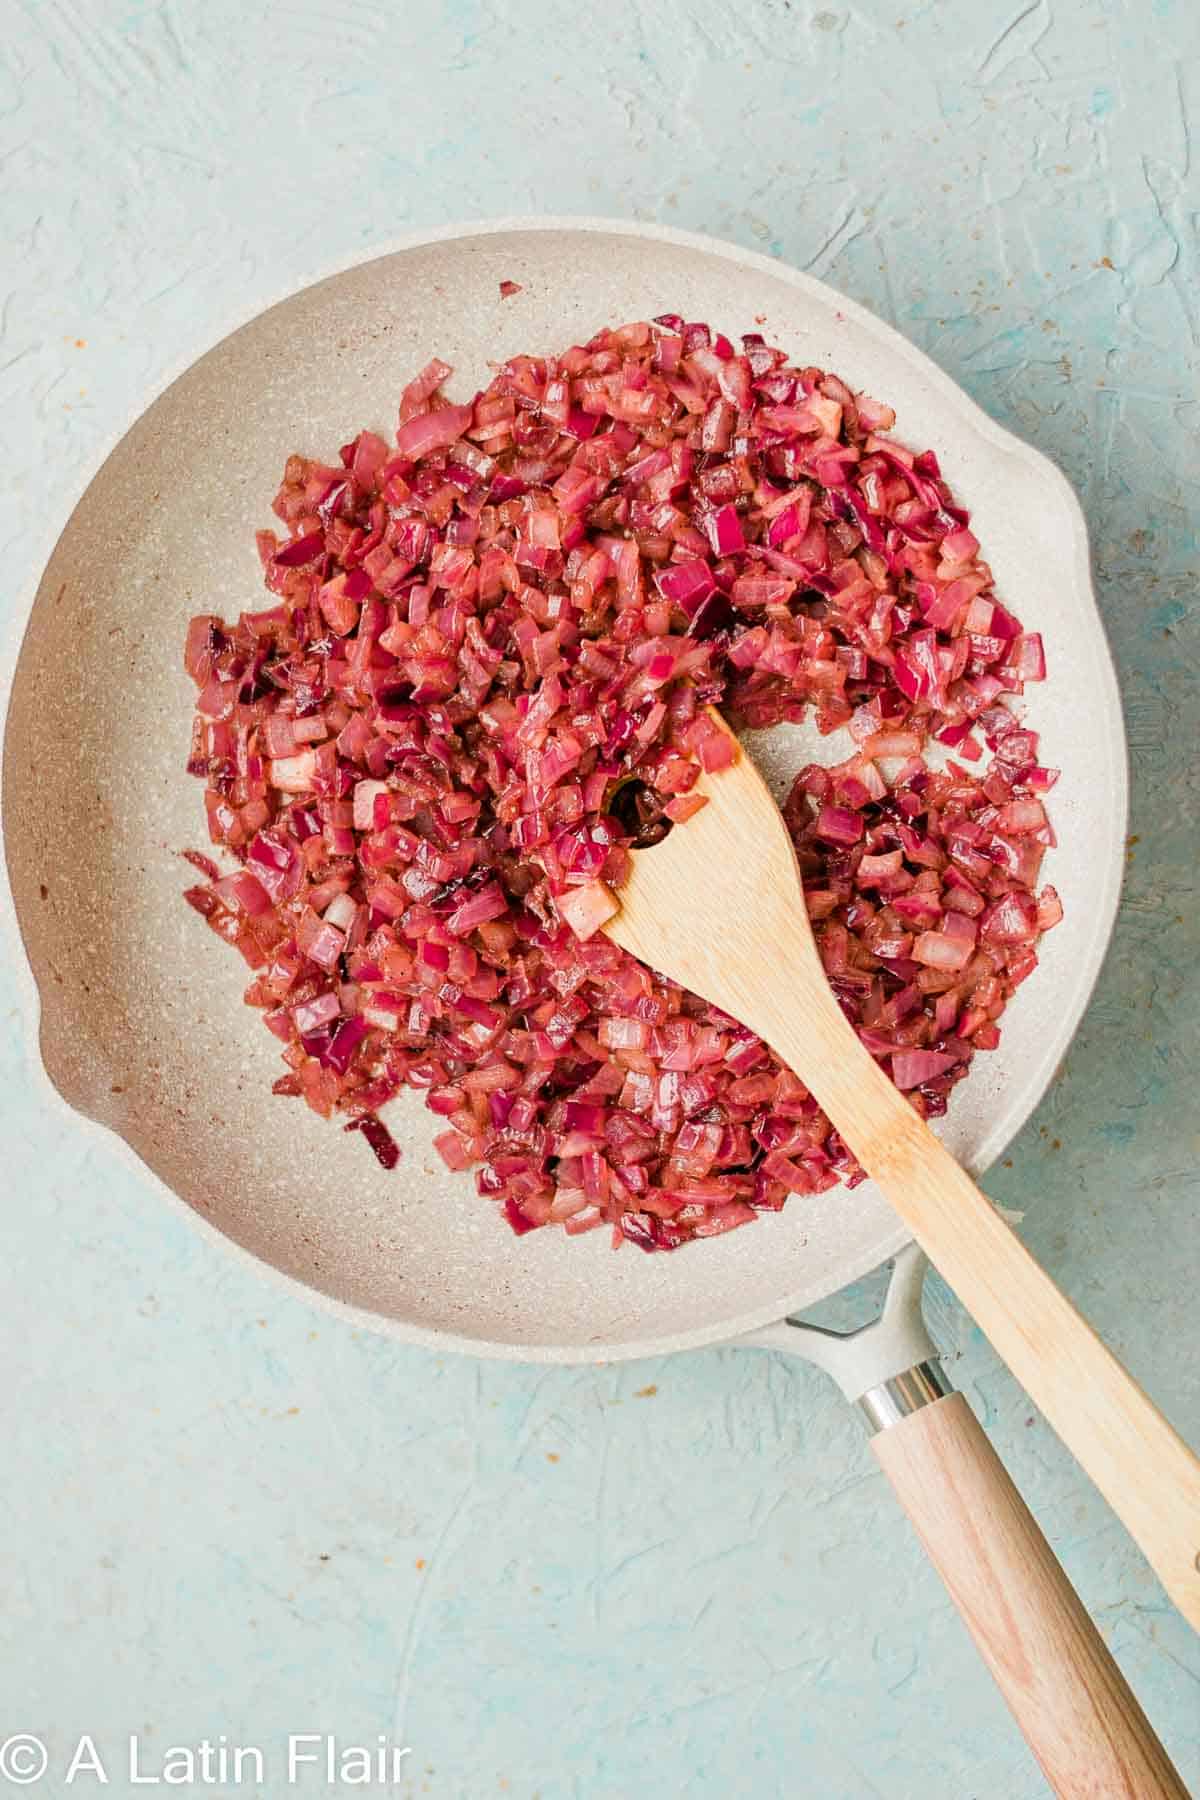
(182, 317, 1057, 1250)
(892, 1049, 958, 1091)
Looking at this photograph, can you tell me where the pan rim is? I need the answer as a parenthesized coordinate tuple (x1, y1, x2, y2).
(0, 215, 1128, 1363)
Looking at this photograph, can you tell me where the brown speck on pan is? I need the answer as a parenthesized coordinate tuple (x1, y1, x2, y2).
(39, 883, 48, 900)
(635, 1383, 658, 1398)
(499, 279, 522, 299)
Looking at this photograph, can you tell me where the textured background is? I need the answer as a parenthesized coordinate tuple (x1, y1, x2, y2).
(2, 1, 1198, 1795)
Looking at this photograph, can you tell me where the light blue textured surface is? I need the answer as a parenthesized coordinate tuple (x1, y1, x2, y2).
(2, 2, 1199, 1795)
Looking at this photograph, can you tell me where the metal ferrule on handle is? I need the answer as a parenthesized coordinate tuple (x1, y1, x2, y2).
(858, 1360, 952, 1434)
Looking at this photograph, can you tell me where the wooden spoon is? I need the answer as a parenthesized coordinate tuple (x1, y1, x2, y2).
(604, 708, 1199, 1797)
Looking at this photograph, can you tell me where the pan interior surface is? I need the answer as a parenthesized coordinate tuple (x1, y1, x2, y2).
(1, 222, 1124, 1359)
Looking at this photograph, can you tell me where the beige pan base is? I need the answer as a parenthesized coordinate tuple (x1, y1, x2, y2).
(0, 220, 1126, 1361)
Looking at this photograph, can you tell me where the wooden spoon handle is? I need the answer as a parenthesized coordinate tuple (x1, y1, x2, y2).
(751, 951, 1200, 1633)
(873, 1391, 1190, 1797)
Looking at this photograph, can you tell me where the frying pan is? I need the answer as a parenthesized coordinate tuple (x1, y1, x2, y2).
(2, 221, 1151, 1783)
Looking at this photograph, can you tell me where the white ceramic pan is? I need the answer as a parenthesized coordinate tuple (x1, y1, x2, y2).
(6, 222, 1179, 1792)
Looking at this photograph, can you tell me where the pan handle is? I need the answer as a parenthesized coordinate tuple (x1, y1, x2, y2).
(737, 1252, 1190, 1798)
(870, 1384, 1188, 1797)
